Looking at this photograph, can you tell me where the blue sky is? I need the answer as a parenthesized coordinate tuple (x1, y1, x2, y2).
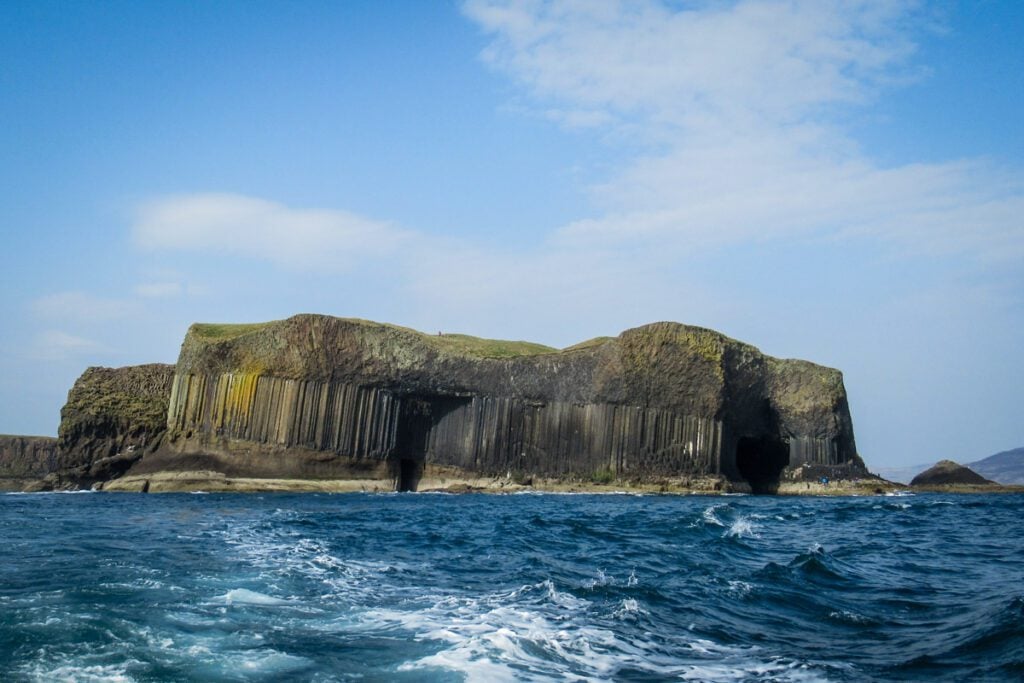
(1, 0, 1021, 469)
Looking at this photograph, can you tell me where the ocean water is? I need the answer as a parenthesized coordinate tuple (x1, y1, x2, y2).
(1, 492, 1022, 682)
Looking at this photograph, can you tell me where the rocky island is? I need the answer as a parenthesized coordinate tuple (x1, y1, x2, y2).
(909, 459, 1002, 492)
(10, 315, 884, 494)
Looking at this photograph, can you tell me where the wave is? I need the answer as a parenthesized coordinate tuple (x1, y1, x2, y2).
(890, 595, 1024, 678)
(219, 588, 290, 606)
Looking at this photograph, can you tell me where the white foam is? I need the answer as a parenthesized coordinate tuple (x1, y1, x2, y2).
(699, 504, 729, 527)
(21, 662, 135, 682)
(829, 609, 871, 624)
(583, 568, 610, 589)
(724, 516, 759, 539)
(612, 598, 649, 620)
(726, 580, 753, 597)
(359, 578, 803, 682)
(220, 588, 289, 606)
(235, 650, 313, 674)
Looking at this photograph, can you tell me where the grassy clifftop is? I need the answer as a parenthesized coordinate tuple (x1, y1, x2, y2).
(187, 316, 557, 360)
(183, 316, 750, 362)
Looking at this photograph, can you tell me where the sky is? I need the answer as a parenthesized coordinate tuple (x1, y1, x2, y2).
(1, 0, 1021, 469)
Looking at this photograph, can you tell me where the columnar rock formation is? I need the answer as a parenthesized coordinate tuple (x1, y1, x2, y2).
(150, 315, 864, 491)
(22, 315, 867, 492)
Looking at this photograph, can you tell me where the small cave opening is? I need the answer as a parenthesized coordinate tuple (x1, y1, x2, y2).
(397, 458, 422, 492)
(735, 435, 790, 494)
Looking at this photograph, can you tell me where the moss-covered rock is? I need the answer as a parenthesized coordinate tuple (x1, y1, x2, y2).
(57, 364, 175, 470)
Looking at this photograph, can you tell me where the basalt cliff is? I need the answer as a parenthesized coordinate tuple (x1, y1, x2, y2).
(25, 315, 871, 493)
(0, 435, 59, 490)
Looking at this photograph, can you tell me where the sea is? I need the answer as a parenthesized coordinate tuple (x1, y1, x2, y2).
(1, 491, 1022, 682)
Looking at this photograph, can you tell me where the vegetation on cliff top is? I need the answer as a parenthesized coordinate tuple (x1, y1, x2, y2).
(190, 322, 276, 340)
(188, 316, 559, 360)
(427, 333, 556, 359)
(184, 316, 846, 381)
(58, 366, 174, 444)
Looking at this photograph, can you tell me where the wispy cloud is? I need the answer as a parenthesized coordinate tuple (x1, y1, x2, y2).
(133, 193, 412, 269)
(28, 330, 108, 361)
(31, 291, 136, 322)
(466, 0, 921, 128)
(464, 0, 1024, 263)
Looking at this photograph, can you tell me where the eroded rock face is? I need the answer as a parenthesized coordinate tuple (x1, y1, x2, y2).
(0, 435, 58, 489)
(911, 460, 994, 487)
(30, 364, 176, 490)
(158, 315, 865, 491)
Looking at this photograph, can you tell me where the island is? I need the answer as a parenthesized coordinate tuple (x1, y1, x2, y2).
(10, 315, 887, 494)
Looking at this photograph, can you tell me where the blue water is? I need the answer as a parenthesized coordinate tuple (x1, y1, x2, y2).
(1, 492, 1022, 682)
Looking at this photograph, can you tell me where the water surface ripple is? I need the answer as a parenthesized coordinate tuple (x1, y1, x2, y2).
(1, 492, 1022, 681)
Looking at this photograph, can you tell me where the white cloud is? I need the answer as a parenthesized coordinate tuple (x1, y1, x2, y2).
(465, 0, 921, 129)
(28, 331, 108, 361)
(463, 0, 1024, 263)
(133, 193, 412, 269)
(31, 291, 136, 322)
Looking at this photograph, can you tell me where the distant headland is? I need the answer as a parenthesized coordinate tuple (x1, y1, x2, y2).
(3, 314, 898, 494)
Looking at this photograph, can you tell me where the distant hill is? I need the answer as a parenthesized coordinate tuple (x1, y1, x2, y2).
(967, 447, 1024, 485)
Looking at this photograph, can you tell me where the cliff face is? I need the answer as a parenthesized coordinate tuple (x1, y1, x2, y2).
(26, 364, 177, 489)
(0, 435, 58, 489)
(59, 364, 176, 464)
(155, 315, 864, 492)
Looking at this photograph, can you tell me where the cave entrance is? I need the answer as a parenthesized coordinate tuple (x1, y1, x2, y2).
(736, 436, 789, 494)
(393, 394, 470, 492)
(394, 397, 432, 492)
(397, 458, 422, 492)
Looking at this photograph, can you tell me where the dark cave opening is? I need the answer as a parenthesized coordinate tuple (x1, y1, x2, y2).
(397, 458, 422, 492)
(393, 394, 470, 491)
(736, 435, 790, 494)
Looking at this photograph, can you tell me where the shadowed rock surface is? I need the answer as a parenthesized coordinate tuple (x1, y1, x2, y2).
(911, 460, 995, 487)
(142, 315, 866, 492)
(0, 435, 58, 489)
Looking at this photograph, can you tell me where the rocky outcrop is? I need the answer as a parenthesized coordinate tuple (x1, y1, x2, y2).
(0, 435, 58, 489)
(28, 364, 175, 490)
(145, 315, 864, 492)
(58, 364, 176, 464)
(911, 460, 995, 488)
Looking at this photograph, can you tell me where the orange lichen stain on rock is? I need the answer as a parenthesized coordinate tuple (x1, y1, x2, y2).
(213, 372, 259, 433)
